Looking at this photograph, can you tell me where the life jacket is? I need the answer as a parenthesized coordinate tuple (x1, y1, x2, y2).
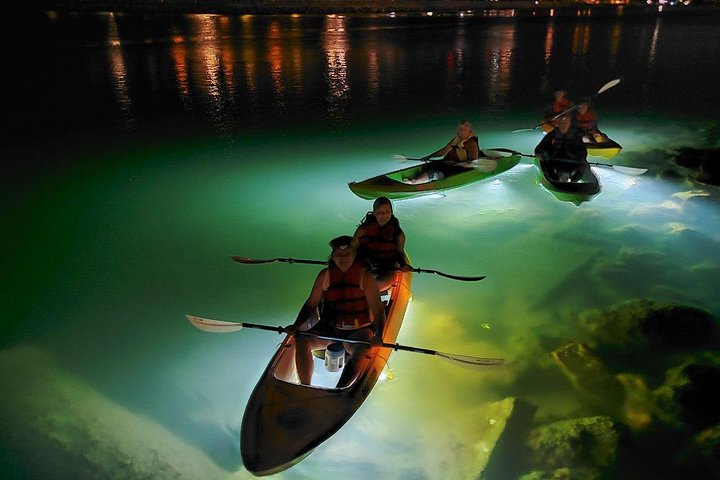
(357, 221, 400, 268)
(322, 262, 371, 329)
(444, 134, 479, 162)
(575, 111, 597, 131)
(552, 97, 572, 114)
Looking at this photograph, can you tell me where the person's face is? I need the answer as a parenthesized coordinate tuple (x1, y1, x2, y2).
(373, 204, 393, 226)
(558, 115, 571, 132)
(457, 123, 472, 139)
(578, 104, 588, 114)
(331, 247, 355, 271)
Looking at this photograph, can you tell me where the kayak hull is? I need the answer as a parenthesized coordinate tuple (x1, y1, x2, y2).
(348, 154, 521, 200)
(534, 157, 601, 205)
(240, 267, 413, 476)
(584, 133, 622, 160)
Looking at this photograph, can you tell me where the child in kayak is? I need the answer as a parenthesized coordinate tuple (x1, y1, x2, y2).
(352, 196, 411, 291)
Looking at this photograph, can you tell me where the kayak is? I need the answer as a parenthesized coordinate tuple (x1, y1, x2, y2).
(348, 153, 521, 200)
(583, 132, 622, 160)
(534, 156, 600, 205)
(240, 266, 413, 476)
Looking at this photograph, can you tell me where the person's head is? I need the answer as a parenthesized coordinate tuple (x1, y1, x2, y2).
(371, 196, 394, 227)
(457, 119, 473, 139)
(328, 235, 355, 270)
(554, 90, 567, 101)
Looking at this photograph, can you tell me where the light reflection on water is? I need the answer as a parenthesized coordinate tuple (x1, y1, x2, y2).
(2, 9, 720, 480)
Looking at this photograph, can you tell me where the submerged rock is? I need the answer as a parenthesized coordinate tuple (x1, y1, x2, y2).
(674, 148, 720, 186)
(0, 345, 227, 480)
(550, 342, 625, 417)
(526, 416, 622, 473)
(580, 299, 720, 354)
(653, 361, 720, 432)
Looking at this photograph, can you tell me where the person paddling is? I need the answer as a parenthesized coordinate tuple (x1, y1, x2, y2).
(285, 235, 386, 387)
(534, 113, 589, 183)
(403, 119, 481, 184)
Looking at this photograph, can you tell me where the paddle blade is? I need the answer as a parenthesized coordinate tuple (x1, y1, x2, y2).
(393, 154, 409, 162)
(481, 148, 513, 158)
(597, 78, 621, 95)
(613, 165, 647, 176)
(470, 158, 498, 173)
(436, 352, 505, 370)
(187, 315, 244, 333)
(231, 256, 278, 264)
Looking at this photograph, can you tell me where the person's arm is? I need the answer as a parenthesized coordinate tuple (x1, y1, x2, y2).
(394, 230, 412, 271)
(425, 139, 454, 160)
(534, 132, 552, 156)
(285, 269, 325, 333)
(362, 271, 386, 344)
(351, 225, 364, 252)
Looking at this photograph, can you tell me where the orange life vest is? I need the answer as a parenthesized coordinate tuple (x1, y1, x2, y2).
(575, 111, 597, 131)
(358, 221, 400, 266)
(552, 97, 572, 114)
(444, 134, 478, 162)
(322, 262, 371, 329)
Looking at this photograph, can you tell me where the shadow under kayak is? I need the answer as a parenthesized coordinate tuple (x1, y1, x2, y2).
(348, 153, 521, 200)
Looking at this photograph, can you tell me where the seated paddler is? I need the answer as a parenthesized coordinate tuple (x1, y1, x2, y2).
(534, 113, 589, 183)
(285, 235, 386, 387)
(352, 196, 412, 292)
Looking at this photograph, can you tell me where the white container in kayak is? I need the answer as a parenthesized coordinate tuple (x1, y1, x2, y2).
(324, 343, 345, 372)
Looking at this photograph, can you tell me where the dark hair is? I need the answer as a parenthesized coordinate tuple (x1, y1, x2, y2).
(359, 196, 400, 228)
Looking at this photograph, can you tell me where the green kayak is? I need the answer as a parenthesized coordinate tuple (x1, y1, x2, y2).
(348, 153, 521, 200)
(534, 156, 600, 206)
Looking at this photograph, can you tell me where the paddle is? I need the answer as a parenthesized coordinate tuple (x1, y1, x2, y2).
(394, 149, 508, 162)
(186, 315, 505, 369)
(512, 78, 622, 133)
(482, 148, 648, 176)
(231, 256, 486, 281)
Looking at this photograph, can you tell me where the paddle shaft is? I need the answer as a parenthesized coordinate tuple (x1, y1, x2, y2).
(231, 256, 485, 281)
(187, 315, 504, 367)
(482, 149, 646, 176)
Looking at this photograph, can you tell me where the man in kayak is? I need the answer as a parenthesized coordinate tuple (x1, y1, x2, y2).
(285, 235, 386, 387)
(352, 196, 411, 291)
(402, 119, 481, 184)
(534, 113, 589, 183)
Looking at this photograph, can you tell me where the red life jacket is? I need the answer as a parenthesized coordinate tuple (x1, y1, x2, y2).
(322, 262, 371, 329)
(575, 111, 597, 131)
(552, 97, 572, 114)
(358, 221, 399, 266)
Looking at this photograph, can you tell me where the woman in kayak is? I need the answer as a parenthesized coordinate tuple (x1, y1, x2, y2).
(286, 235, 386, 386)
(352, 196, 411, 291)
(403, 119, 481, 184)
(534, 113, 589, 183)
(542, 89, 573, 131)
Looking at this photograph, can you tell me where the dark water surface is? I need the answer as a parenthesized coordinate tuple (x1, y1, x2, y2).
(2, 8, 720, 479)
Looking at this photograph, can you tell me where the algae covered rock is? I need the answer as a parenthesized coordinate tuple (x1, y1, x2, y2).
(580, 299, 720, 360)
(526, 416, 621, 472)
(653, 361, 720, 431)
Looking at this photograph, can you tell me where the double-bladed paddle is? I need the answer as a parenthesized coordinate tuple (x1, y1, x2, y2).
(481, 148, 648, 176)
(393, 152, 502, 173)
(511, 78, 622, 133)
(186, 315, 504, 369)
(231, 256, 486, 282)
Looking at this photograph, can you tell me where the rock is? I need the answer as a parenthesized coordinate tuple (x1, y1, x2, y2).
(526, 416, 621, 472)
(693, 424, 720, 477)
(653, 362, 720, 432)
(550, 342, 625, 416)
(0, 346, 227, 480)
(580, 299, 720, 354)
(674, 148, 720, 186)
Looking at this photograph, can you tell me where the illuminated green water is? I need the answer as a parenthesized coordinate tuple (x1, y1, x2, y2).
(2, 9, 720, 480)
